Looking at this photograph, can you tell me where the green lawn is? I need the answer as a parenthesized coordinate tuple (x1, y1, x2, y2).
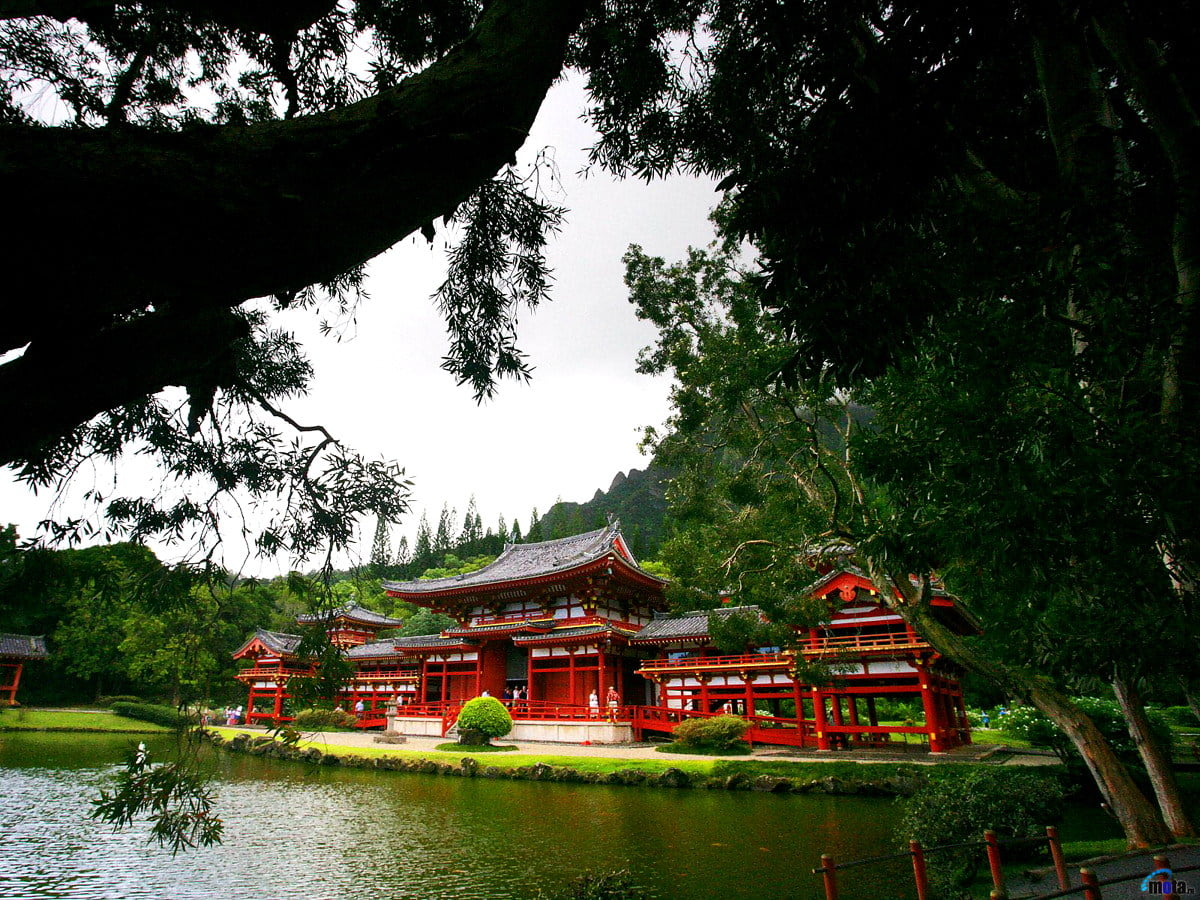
(0, 708, 173, 733)
(969, 729, 1035, 750)
(209, 727, 1004, 782)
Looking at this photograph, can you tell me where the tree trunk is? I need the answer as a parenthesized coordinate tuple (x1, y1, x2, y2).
(1182, 680, 1200, 726)
(1113, 672, 1196, 838)
(869, 565, 1172, 848)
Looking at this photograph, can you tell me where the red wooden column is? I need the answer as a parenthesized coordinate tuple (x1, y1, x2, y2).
(526, 651, 536, 702)
(474, 652, 483, 697)
(568, 650, 577, 704)
(917, 663, 946, 752)
(616, 653, 625, 700)
(699, 674, 711, 712)
(742, 672, 755, 717)
(273, 683, 284, 720)
(813, 687, 831, 750)
(598, 647, 607, 703)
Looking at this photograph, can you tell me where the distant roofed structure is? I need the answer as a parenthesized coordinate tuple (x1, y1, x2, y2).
(0, 632, 49, 704)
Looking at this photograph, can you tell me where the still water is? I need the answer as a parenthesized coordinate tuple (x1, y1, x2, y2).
(0, 732, 916, 900)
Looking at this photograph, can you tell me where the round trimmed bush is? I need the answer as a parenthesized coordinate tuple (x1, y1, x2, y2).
(671, 715, 750, 751)
(455, 696, 513, 745)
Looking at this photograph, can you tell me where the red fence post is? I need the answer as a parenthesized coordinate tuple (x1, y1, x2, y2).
(909, 840, 929, 900)
(820, 854, 839, 900)
(1046, 825, 1069, 890)
(984, 830, 1007, 898)
(1079, 868, 1102, 900)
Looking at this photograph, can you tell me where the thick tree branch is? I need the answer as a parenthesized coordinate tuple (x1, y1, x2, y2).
(0, 0, 588, 462)
(0, 308, 250, 467)
(0, 0, 338, 35)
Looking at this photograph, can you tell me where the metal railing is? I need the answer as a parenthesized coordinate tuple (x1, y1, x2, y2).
(811, 829, 1198, 900)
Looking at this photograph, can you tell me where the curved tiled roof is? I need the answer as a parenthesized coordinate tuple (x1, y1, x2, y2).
(235, 628, 302, 656)
(296, 601, 405, 628)
(513, 623, 638, 645)
(383, 524, 666, 595)
(392, 633, 472, 651)
(631, 606, 762, 643)
(0, 633, 48, 659)
(344, 639, 406, 660)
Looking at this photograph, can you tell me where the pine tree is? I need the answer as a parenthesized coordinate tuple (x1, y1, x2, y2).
(497, 514, 507, 543)
(393, 535, 411, 568)
(412, 513, 434, 571)
(433, 503, 454, 557)
(369, 516, 391, 576)
(510, 518, 523, 543)
(459, 496, 483, 548)
(526, 507, 544, 543)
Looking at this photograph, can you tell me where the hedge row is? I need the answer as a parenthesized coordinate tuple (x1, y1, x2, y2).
(110, 701, 192, 729)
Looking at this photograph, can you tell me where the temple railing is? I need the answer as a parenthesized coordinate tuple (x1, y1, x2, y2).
(801, 634, 930, 656)
(638, 652, 791, 673)
(235, 666, 316, 681)
(387, 698, 637, 724)
(349, 671, 419, 682)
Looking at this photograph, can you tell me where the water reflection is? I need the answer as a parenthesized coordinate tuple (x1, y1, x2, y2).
(0, 733, 905, 899)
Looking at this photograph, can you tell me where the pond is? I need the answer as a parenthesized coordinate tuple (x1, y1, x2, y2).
(0, 733, 1111, 900)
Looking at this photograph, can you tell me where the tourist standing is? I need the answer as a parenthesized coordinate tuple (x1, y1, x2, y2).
(588, 690, 599, 716)
(354, 698, 365, 716)
(606, 685, 619, 721)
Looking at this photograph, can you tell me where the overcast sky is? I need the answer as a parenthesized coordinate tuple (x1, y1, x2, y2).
(0, 71, 719, 573)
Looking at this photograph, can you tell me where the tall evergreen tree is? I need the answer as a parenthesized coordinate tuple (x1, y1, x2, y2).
(510, 519, 523, 543)
(369, 516, 391, 577)
(433, 504, 454, 556)
(393, 536, 411, 569)
(525, 508, 544, 543)
(460, 496, 483, 548)
(412, 514, 434, 572)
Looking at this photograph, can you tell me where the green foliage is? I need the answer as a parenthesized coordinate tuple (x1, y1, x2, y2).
(669, 715, 750, 751)
(291, 708, 358, 730)
(418, 554, 495, 580)
(1161, 706, 1198, 728)
(395, 608, 459, 638)
(455, 696, 513, 741)
(109, 702, 191, 729)
(536, 870, 648, 900)
(998, 700, 1172, 772)
(434, 742, 518, 752)
(899, 769, 1067, 896)
(92, 743, 223, 854)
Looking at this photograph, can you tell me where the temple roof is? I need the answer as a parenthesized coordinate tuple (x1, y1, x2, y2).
(392, 633, 472, 651)
(234, 628, 303, 657)
(513, 623, 638, 646)
(296, 601, 405, 628)
(344, 639, 407, 660)
(383, 523, 666, 596)
(631, 606, 762, 644)
(0, 633, 48, 659)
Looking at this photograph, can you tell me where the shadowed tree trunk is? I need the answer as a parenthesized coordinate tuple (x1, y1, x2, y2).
(1113, 671, 1196, 839)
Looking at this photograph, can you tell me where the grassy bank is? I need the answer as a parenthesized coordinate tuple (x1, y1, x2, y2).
(207, 727, 1024, 793)
(0, 708, 173, 733)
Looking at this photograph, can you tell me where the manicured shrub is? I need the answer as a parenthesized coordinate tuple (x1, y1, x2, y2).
(455, 696, 513, 744)
(292, 707, 358, 730)
(899, 769, 1066, 897)
(110, 701, 191, 729)
(670, 715, 750, 751)
(98, 695, 144, 707)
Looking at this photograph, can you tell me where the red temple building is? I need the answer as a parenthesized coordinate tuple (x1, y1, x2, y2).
(0, 633, 48, 705)
(232, 603, 411, 725)
(233, 525, 979, 751)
